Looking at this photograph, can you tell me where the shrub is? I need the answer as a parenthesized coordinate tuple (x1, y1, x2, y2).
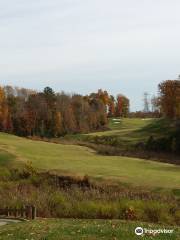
(143, 202, 171, 223)
(174, 210, 180, 225)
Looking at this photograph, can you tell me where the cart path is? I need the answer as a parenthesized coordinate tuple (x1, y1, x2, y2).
(0, 219, 21, 226)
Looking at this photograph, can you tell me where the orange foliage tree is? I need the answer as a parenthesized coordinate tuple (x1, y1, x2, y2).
(116, 95, 130, 117)
(0, 87, 9, 131)
(158, 80, 180, 119)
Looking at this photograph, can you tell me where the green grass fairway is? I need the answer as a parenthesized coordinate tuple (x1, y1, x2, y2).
(0, 132, 180, 189)
(0, 219, 179, 240)
(0, 150, 15, 166)
(85, 118, 156, 146)
(86, 118, 175, 145)
(88, 118, 153, 137)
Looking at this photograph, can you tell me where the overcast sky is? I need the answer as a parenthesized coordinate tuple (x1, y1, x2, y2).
(0, 0, 180, 110)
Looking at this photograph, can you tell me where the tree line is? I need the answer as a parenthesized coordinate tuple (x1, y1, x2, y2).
(0, 86, 130, 137)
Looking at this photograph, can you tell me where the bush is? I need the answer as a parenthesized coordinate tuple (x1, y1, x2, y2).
(145, 131, 180, 154)
(174, 210, 180, 225)
(143, 202, 173, 223)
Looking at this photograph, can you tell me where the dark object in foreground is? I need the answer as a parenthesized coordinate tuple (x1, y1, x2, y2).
(0, 205, 36, 220)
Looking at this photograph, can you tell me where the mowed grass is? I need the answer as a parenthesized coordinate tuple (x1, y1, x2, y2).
(0, 219, 179, 240)
(0, 132, 180, 189)
(88, 118, 152, 135)
(0, 150, 15, 166)
(86, 118, 155, 145)
(86, 118, 178, 144)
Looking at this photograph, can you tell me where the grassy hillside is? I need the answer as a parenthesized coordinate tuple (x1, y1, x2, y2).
(0, 132, 180, 189)
(86, 117, 177, 144)
(0, 219, 179, 240)
(0, 119, 179, 232)
(0, 151, 15, 166)
(89, 118, 153, 137)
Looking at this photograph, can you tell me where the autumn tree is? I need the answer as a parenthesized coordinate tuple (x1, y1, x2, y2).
(0, 87, 9, 131)
(159, 79, 180, 119)
(116, 95, 130, 117)
(0, 85, 130, 137)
